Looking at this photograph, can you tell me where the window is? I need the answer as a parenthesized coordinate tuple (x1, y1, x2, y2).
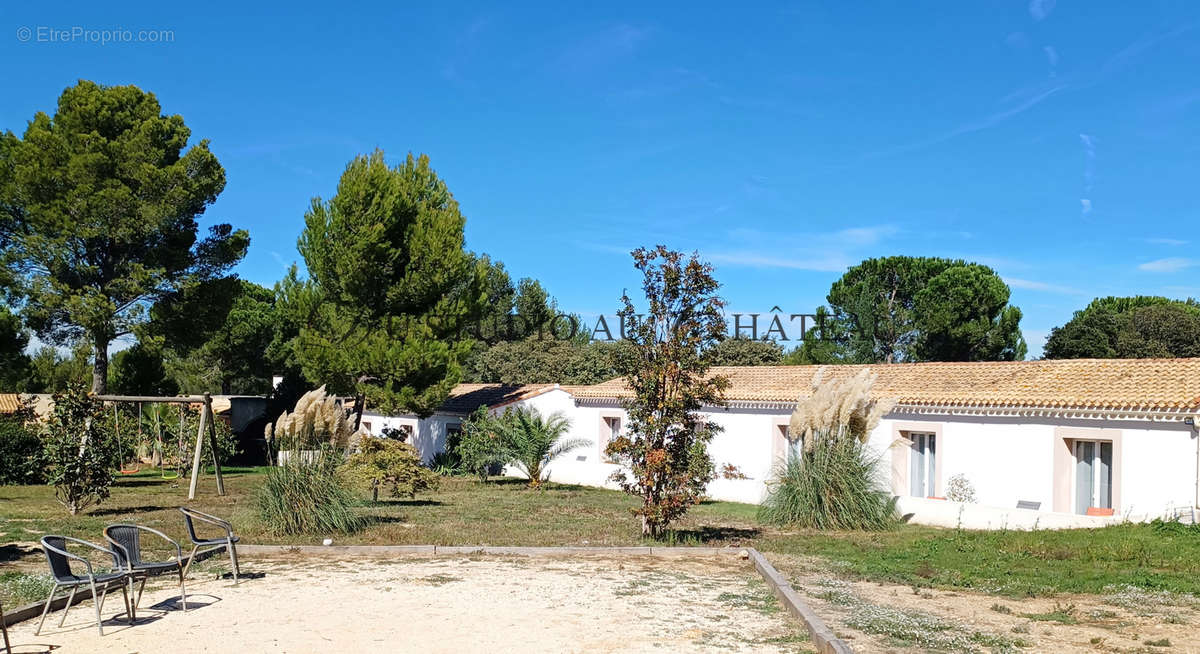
(1074, 440, 1113, 515)
(780, 425, 803, 463)
(909, 432, 936, 497)
(361, 421, 372, 434)
(602, 417, 620, 462)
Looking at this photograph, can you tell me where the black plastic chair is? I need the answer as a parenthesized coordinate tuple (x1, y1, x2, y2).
(104, 524, 188, 612)
(179, 508, 241, 584)
(36, 536, 134, 636)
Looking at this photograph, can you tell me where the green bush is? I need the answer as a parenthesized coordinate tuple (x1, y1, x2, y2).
(340, 437, 438, 501)
(456, 408, 508, 481)
(758, 437, 898, 531)
(41, 384, 118, 514)
(0, 413, 44, 485)
(255, 454, 363, 535)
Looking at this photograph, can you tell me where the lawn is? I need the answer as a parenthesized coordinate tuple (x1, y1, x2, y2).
(4, 469, 1200, 606)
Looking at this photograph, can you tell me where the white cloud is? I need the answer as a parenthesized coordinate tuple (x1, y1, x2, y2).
(1044, 45, 1059, 68)
(1080, 198, 1092, 214)
(1138, 257, 1197, 273)
(1029, 0, 1056, 21)
(1003, 277, 1086, 295)
(1145, 237, 1188, 246)
(834, 225, 898, 246)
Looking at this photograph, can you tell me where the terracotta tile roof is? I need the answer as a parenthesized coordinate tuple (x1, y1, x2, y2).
(0, 394, 23, 414)
(567, 358, 1200, 412)
(439, 384, 559, 414)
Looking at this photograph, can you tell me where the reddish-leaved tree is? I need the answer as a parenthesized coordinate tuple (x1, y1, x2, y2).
(606, 246, 729, 538)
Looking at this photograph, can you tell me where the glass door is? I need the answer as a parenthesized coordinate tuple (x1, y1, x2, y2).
(1074, 440, 1113, 514)
(909, 433, 936, 497)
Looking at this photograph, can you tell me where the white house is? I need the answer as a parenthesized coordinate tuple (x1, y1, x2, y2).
(362, 358, 1200, 530)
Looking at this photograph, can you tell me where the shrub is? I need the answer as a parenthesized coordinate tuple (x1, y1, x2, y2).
(428, 451, 463, 476)
(256, 386, 363, 535)
(41, 384, 117, 515)
(491, 406, 587, 489)
(760, 369, 898, 530)
(456, 407, 508, 481)
(759, 438, 898, 530)
(255, 458, 363, 535)
(340, 437, 438, 501)
(0, 398, 43, 485)
(945, 473, 977, 503)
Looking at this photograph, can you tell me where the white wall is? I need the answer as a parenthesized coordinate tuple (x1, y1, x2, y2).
(359, 411, 461, 464)
(368, 392, 1200, 529)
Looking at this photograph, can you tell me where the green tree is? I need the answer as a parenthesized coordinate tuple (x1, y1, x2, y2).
(108, 342, 178, 396)
(0, 81, 248, 393)
(26, 342, 93, 393)
(826, 256, 1024, 363)
(153, 280, 277, 394)
(0, 305, 31, 390)
(705, 337, 784, 366)
(1116, 303, 1200, 358)
(606, 246, 729, 538)
(1044, 296, 1200, 359)
(782, 307, 854, 365)
(465, 338, 627, 385)
(290, 151, 486, 416)
(913, 265, 1026, 361)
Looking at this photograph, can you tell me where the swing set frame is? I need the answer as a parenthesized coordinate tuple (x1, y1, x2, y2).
(93, 393, 226, 500)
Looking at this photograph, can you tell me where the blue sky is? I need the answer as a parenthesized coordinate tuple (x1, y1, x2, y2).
(4, 2, 1199, 357)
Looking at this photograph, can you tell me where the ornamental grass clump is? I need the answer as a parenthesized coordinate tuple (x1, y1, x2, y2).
(759, 368, 899, 530)
(257, 386, 364, 535)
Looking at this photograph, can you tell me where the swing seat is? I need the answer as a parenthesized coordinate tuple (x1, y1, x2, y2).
(119, 466, 140, 475)
(161, 469, 179, 480)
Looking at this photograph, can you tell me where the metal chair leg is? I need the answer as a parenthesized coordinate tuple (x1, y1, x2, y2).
(57, 585, 77, 628)
(179, 566, 188, 611)
(89, 578, 103, 637)
(181, 544, 200, 581)
(228, 541, 239, 585)
(133, 575, 147, 609)
(34, 583, 58, 636)
(121, 583, 133, 624)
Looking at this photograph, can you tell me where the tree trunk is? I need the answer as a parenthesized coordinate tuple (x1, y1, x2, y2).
(91, 332, 109, 394)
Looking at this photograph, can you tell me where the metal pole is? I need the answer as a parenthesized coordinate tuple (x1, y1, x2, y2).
(187, 395, 210, 500)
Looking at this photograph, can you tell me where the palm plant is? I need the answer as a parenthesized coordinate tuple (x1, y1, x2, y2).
(493, 407, 588, 489)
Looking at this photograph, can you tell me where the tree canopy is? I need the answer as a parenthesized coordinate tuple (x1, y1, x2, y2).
(287, 150, 486, 416)
(606, 246, 729, 538)
(705, 337, 784, 366)
(825, 256, 1026, 363)
(0, 305, 31, 390)
(1044, 296, 1200, 359)
(0, 80, 248, 392)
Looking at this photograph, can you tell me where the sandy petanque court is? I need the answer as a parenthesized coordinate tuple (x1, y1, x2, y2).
(4, 553, 811, 653)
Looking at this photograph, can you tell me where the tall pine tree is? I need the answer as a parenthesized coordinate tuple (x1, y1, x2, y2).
(289, 151, 486, 416)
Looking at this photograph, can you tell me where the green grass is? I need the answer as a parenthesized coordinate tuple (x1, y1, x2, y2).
(5, 468, 1200, 605)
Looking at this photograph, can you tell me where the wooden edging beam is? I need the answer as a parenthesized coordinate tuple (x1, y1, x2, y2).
(236, 544, 853, 652)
